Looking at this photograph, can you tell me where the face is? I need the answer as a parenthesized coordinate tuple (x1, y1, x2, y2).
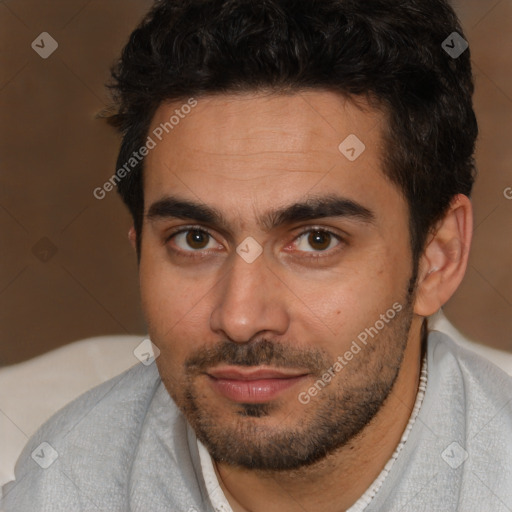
(139, 91, 416, 470)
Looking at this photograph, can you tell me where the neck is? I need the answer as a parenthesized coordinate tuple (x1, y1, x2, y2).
(214, 324, 425, 512)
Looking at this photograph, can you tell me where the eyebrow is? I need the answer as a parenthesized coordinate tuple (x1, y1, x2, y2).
(146, 194, 375, 232)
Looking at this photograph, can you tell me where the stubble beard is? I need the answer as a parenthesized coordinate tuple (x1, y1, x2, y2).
(157, 293, 414, 472)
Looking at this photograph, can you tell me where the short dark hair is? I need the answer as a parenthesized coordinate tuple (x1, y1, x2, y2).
(107, 0, 477, 262)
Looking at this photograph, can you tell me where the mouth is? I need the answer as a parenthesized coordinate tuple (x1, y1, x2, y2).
(206, 366, 310, 403)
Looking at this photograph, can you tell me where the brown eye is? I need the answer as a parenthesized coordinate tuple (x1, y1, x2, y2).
(185, 229, 210, 249)
(307, 230, 332, 251)
(169, 228, 218, 252)
(292, 229, 342, 253)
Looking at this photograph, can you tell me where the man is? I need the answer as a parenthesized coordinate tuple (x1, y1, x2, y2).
(2, 0, 512, 510)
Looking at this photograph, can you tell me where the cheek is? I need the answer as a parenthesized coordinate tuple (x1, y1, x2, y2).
(140, 245, 200, 324)
(286, 257, 407, 353)
(139, 252, 218, 363)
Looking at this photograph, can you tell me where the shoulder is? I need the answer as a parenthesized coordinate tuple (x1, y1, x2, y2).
(26, 360, 163, 451)
(1, 362, 167, 510)
(367, 331, 512, 510)
(425, 331, 512, 506)
(428, 330, 512, 398)
(427, 330, 512, 453)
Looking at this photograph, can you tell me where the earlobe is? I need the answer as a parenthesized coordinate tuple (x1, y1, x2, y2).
(414, 194, 473, 317)
(128, 227, 137, 250)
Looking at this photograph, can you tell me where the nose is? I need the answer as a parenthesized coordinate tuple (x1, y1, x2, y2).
(209, 253, 290, 343)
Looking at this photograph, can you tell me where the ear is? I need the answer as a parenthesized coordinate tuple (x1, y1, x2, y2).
(414, 194, 473, 316)
(128, 226, 137, 250)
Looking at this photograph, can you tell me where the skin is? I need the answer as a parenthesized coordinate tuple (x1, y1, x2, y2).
(130, 90, 472, 512)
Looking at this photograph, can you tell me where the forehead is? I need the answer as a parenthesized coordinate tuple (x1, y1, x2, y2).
(143, 91, 404, 227)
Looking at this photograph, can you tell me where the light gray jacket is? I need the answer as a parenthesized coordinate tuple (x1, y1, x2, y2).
(2, 331, 512, 511)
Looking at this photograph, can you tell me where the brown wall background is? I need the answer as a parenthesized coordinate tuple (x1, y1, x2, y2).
(1, 0, 511, 366)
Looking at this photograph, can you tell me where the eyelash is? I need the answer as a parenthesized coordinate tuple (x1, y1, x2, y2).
(165, 225, 345, 259)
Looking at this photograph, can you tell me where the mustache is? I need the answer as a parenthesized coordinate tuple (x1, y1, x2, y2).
(185, 339, 330, 375)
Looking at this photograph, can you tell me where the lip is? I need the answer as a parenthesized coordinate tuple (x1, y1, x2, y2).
(206, 366, 309, 403)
